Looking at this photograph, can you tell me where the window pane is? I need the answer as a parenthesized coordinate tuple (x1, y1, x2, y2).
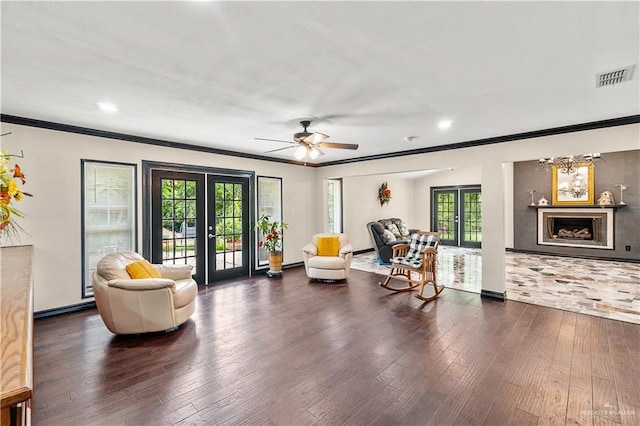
(257, 177, 283, 267)
(224, 183, 234, 200)
(186, 200, 197, 219)
(83, 161, 136, 298)
(160, 178, 199, 272)
(326, 179, 342, 233)
(185, 180, 196, 198)
(174, 180, 185, 199)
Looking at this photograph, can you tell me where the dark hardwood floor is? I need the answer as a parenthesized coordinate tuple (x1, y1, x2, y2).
(33, 267, 640, 425)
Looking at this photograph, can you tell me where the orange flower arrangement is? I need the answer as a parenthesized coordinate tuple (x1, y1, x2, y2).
(378, 182, 391, 206)
(1, 149, 32, 239)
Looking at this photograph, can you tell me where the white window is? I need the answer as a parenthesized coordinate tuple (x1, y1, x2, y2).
(327, 179, 342, 233)
(82, 160, 136, 297)
(257, 176, 282, 267)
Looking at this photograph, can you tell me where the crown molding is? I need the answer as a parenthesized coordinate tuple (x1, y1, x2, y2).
(318, 115, 640, 166)
(2, 114, 638, 168)
(0, 114, 308, 166)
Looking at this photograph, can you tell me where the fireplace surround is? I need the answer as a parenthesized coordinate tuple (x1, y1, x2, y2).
(537, 208, 614, 249)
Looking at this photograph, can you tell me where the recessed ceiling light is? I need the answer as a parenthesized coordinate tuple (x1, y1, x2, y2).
(97, 102, 119, 113)
(438, 119, 453, 129)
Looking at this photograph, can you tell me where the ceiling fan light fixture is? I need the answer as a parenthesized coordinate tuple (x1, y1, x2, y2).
(294, 131, 312, 142)
(294, 145, 307, 160)
(305, 132, 329, 144)
(257, 119, 358, 158)
(308, 147, 320, 160)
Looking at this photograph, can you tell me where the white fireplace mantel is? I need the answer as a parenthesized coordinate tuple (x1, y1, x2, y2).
(537, 207, 615, 250)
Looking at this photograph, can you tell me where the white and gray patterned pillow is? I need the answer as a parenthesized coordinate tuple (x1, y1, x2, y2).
(396, 221, 410, 237)
(379, 219, 394, 229)
(382, 229, 396, 243)
(387, 223, 401, 238)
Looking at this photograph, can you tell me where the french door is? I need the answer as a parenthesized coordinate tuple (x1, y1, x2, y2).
(151, 171, 205, 283)
(207, 175, 249, 282)
(149, 169, 250, 284)
(432, 186, 481, 247)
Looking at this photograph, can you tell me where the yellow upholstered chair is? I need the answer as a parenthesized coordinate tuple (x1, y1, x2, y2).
(302, 233, 353, 281)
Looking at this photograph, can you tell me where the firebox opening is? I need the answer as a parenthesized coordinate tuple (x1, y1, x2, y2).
(551, 218, 594, 240)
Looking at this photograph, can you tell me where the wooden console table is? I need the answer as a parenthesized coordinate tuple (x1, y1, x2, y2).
(1, 245, 34, 426)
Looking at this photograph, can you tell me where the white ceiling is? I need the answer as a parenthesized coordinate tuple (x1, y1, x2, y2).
(1, 1, 638, 164)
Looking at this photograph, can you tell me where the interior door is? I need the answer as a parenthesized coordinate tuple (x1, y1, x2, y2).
(151, 171, 205, 284)
(207, 175, 249, 282)
(433, 189, 458, 245)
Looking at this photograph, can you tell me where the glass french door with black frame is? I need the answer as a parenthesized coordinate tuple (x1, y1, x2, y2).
(151, 171, 205, 284)
(432, 186, 482, 247)
(433, 189, 458, 245)
(460, 188, 482, 247)
(207, 175, 249, 282)
(149, 169, 251, 285)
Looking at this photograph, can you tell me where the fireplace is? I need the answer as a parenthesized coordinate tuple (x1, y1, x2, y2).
(538, 208, 613, 249)
(548, 216, 601, 242)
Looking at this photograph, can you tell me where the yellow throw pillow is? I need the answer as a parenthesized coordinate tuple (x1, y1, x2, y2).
(126, 260, 161, 279)
(317, 236, 340, 256)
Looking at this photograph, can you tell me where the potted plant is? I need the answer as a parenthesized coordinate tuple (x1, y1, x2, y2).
(256, 215, 288, 273)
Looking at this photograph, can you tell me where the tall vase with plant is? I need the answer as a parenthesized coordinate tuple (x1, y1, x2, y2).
(256, 215, 288, 274)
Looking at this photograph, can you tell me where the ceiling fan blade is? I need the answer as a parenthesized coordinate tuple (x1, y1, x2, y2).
(264, 145, 297, 153)
(254, 137, 296, 144)
(317, 142, 359, 150)
(303, 132, 329, 144)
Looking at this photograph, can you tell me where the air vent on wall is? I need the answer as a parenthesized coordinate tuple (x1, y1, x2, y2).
(595, 65, 635, 87)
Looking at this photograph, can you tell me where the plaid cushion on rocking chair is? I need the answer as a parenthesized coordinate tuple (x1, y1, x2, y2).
(390, 233, 438, 268)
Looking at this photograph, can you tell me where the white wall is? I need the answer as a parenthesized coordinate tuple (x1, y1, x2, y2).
(1, 123, 316, 312)
(503, 162, 514, 248)
(342, 174, 414, 251)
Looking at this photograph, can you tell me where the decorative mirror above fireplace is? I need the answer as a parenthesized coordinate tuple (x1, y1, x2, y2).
(551, 165, 594, 206)
(552, 165, 594, 205)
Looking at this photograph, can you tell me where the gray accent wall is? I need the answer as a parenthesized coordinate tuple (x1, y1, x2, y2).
(513, 150, 640, 260)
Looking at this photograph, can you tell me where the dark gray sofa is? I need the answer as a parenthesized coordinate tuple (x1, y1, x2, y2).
(366, 219, 418, 264)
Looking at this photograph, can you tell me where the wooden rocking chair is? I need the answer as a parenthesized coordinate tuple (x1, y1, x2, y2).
(379, 231, 444, 301)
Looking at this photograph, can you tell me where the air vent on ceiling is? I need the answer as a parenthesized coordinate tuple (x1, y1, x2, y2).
(595, 65, 635, 88)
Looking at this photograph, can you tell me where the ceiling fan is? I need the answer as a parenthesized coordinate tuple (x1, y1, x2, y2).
(255, 120, 359, 160)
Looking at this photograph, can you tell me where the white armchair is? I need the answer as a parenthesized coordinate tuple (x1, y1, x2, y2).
(302, 233, 353, 281)
(92, 252, 197, 334)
